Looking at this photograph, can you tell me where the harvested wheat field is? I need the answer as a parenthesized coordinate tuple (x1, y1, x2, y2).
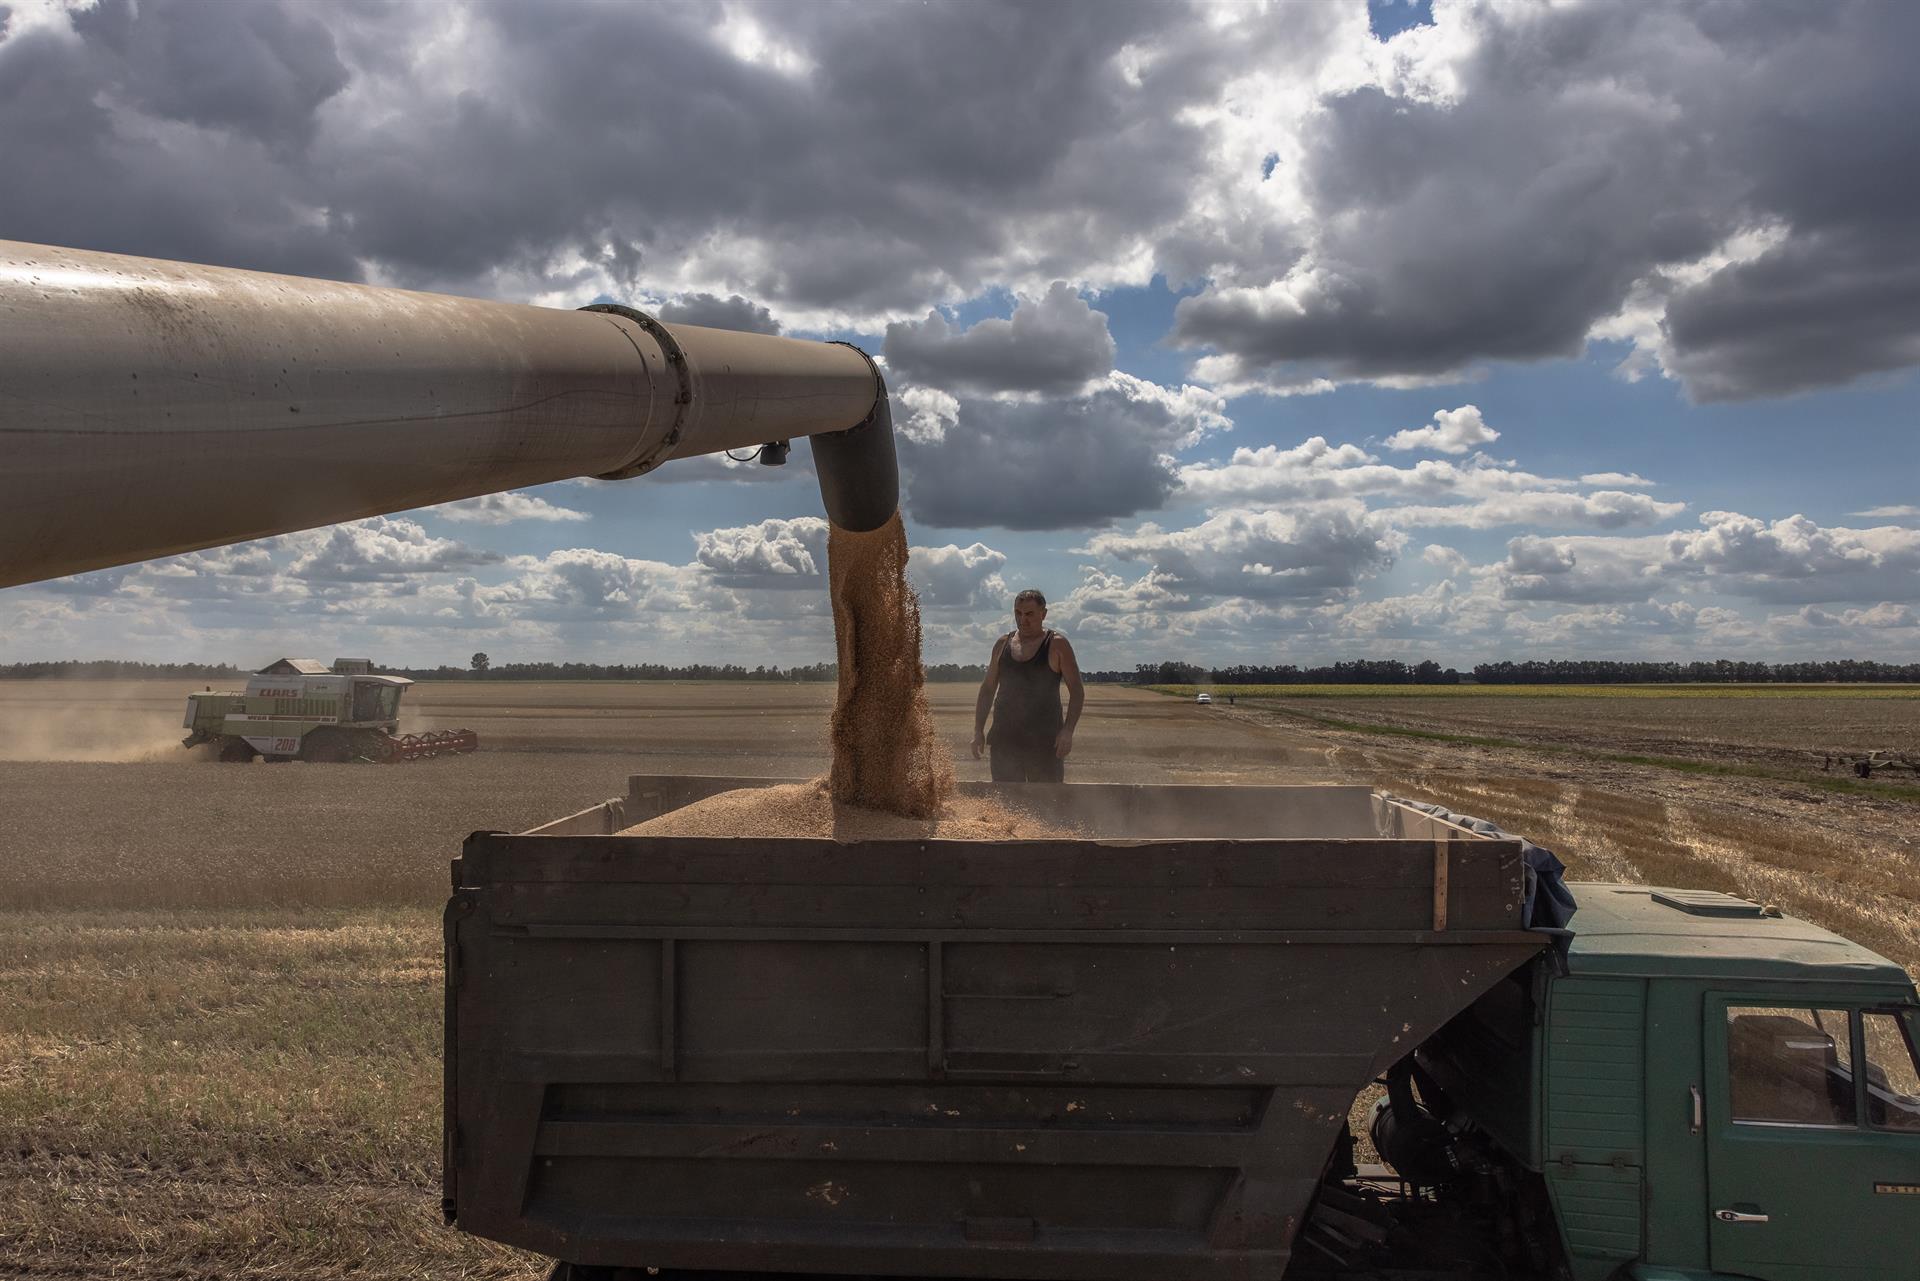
(4, 678, 1917, 1279)
(1150, 681, 1920, 779)
(1156, 685, 1920, 973)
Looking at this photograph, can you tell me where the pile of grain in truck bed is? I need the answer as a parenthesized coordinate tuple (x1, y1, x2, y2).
(617, 778, 1072, 841)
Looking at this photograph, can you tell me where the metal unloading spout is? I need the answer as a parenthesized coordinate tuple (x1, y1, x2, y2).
(0, 241, 898, 588)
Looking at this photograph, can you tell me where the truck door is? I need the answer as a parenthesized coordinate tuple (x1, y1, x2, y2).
(1704, 997, 1920, 1279)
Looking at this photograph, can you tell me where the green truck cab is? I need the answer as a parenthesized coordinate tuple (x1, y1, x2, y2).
(1425, 884, 1920, 1281)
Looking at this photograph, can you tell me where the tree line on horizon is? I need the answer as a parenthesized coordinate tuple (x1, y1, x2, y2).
(3, 656, 1917, 685)
(1469, 658, 1920, 684)
(1141, 657, 1920, 685)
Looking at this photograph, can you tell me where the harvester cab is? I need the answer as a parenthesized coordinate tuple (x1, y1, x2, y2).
(182, 658, 477, 764)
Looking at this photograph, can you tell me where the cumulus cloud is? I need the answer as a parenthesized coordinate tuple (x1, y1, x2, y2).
(1330, 578, 1483, 642)
(656, 291, 782, 334)
(1382, 405, 1498, 455)
(1178, 437, 1565, 506)
(1175, 434, 1683, 530)
(1504, 600, 1722, 650)
(10, 515, 505, 651)
(8, 1, 1919, 402)
(1496, 535, 1661, 605)
(430, 491, 590, 525)
(896, 386, 960, 445)
(1663, 511, 1920, 603)
(1083, 503, 1402, 603)
(883, 283, 1116, 396)
(1057, 566, 1193, 618)
(503, 549, 695, 610)
(1171, 1, 1920, 401)
(1421, 544, 1468, 577)
(1505, 537, 1577, 579)
(280, 516, 501, 582)
(1385, 490, 1688, 531)
(1475, 510, 1920, 611)
(1794, 602, 1915, 629)
(910, 542, 1008, 611)
(0, 0, 361, 280)
(692, 517, 828, 586)
(899, 372, 1231, 530)
(0, 1, 1359, 320)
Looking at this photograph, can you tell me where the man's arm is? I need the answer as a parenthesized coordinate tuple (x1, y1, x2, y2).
(972, 636, 1006, 759)
(1053, 635, 1085, 758)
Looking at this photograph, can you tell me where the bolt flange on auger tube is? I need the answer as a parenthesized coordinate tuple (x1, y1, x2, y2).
(0, 240, 900, 587)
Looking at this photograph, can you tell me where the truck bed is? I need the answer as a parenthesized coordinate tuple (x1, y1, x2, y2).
(445, 777, 1548, 1281)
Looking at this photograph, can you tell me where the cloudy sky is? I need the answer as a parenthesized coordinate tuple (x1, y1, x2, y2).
(3, 0, 1918, 669)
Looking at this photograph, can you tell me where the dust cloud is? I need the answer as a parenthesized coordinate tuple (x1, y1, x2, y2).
(0, 705, 197, 763)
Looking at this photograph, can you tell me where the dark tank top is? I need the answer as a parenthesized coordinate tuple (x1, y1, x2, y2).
(989, 630, 1063, 746)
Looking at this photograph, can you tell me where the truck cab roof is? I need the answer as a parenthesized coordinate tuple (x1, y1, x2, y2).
(1565, 882, 1911, 989)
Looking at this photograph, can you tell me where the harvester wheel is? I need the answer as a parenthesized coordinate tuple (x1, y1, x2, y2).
(1856, 761, 1873, 779)
(216, 738, 256, 763)
(300, 728, 354, 764)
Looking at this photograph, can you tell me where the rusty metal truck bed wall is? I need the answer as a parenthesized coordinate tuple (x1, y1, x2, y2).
(447, 780, 1545, 1280)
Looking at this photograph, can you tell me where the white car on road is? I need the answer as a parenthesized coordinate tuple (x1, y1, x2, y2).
(1196, 692, 1212, 705)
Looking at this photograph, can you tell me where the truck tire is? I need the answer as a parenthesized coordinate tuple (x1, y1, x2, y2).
(300, 728, 353, 764)
(217, 738, 256, 763)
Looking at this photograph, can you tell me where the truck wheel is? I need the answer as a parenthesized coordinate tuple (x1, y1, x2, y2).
(300, 728, 353, 764)
(217, 738, 256, 763)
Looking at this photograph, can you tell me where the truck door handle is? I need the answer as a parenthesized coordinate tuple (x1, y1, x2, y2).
(1689, 1084, 1702, 1135)
(1715, 1208, 1769, 1223)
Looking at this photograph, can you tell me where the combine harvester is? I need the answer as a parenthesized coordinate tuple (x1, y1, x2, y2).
(3, 241, 1915, 1281)
(182, 656, 479, 763)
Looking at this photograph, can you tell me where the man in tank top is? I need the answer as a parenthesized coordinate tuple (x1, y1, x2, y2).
(971, 588, 1085, 783)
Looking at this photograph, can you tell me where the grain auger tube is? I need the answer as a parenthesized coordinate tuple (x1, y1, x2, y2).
(0, 240, 898, 588)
